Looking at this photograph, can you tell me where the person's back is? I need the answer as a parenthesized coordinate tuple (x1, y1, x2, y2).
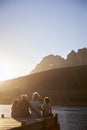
(30, 92, 41, 117)
(41, 97, 53, 117)
(11, 99, 20, 117)
(19, 94, 31, 118)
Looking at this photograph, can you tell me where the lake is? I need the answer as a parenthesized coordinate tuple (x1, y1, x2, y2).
(0, 105, 87, 130)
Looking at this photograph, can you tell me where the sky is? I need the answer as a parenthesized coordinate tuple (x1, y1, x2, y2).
(0, 0, 87, 81)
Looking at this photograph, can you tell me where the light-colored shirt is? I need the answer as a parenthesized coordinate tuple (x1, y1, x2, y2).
(41, 103, 52, 116)
(30, 100, 41, 117)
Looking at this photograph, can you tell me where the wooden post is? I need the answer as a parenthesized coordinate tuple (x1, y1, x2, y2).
(54, 114, 60, 130)
(1, 114, 5, 118)
(21, 121, 26, 130)
(43, 117, 47, 130)
(55, 114, 58, 124)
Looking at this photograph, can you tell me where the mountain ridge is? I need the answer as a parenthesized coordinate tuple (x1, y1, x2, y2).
(0, 47, 87, 106)
(31, 47, 87, 74)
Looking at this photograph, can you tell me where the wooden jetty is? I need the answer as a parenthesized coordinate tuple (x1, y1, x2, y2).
(0, 114, 60, 130)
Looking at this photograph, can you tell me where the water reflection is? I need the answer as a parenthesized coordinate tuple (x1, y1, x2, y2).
(53, 107, 87, 130)
(0, 105, 87, 130)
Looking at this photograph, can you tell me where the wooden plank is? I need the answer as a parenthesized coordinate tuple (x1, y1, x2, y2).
(0, 118, 21, 130)
(0, 114, 60, 130)
(0, 117, 44, 130)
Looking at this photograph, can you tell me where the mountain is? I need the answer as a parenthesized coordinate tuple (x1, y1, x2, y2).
(0, 47, 87, 106)
(67, 48, 87, 66)
(0, 65, 87, 106)
(31, 55, 66, 74)
(31, 48, 87, 74)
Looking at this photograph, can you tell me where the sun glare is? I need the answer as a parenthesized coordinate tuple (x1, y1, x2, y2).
(0, 60, 16, 81)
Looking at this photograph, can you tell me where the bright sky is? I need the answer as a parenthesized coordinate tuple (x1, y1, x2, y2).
(0, 0, 87, 81)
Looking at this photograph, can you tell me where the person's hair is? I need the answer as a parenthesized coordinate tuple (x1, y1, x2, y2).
(12, 99, 19, 105)
(32, 92, 40, 100)
(21, 94, 28, 100)
(44, 97, 50, 103)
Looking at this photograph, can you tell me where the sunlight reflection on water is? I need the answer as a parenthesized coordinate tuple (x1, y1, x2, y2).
(0, 105, 11, 117)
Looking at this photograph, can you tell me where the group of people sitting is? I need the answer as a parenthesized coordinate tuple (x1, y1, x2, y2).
(11, 92, 53, 118)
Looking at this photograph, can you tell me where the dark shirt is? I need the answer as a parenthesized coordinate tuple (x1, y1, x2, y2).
(19, 99, 31, 118)
(11, 99, 20, 117)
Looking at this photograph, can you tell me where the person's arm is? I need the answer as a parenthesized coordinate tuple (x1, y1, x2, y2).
(50, 107, 52, 114)
(49, 106, 53, 116)
(41, 104, 44, 111)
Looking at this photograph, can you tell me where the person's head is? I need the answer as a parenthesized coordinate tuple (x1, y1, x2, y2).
(44, 97, 50, 104)
(21, 94, 28, 100)
(32, 92, 40, 101)
(12, 99, 19, 105)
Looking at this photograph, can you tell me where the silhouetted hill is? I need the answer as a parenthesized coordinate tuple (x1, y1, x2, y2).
(0, 65, 87, 106)
(31, 48, 87, 74)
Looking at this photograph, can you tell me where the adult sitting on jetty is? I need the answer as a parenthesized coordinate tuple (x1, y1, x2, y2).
(30, 92, 42, 118)
(11, 99, 20, 117)
(11, 94, 40, 118)
(41, 97, 53, 117)
(18, 94, 31, 118)
(11, 94, 31, 118)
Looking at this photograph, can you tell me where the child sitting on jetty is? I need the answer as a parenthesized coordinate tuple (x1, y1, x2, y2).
(41, 97, 53, 117)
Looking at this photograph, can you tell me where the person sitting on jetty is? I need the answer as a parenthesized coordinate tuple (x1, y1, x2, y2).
(11, 94, 40, 118)
(11, 99, 20, 117)
(41, 97, 53, 117)
(30, 92, 42, 118)
(18, 94, 31, 118)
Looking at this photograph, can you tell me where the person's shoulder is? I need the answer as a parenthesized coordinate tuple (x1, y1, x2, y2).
(41, 103, 46, 107)
(48, 104, 52, 108)
(44, 103, 51, 107)
(30, 100, 35, 104)
(25, 100, 30, 104)
(36, 100, 42, 105)
(19, 99, 29, 104)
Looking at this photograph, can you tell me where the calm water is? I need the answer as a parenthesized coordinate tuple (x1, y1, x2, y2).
(0, 105, 87, 130)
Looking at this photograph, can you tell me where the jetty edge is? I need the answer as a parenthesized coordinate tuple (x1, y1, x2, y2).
(0, 114, 60, 130)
